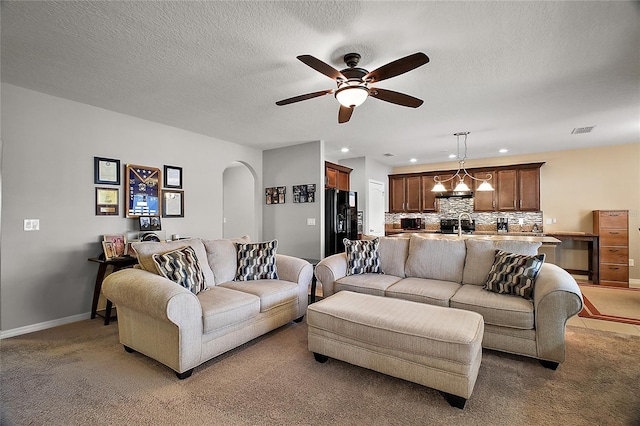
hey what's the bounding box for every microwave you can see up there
[400,218,422,230]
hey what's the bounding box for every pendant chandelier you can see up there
[432,132,494,193]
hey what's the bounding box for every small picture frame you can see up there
[95,187,119,216]
[139,215,162,231]
[164,165,183,189]
[103,235,126,257]
[163,190,184,217]
[102,241,117,260]
[94,157,120,185]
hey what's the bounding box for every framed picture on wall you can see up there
[125,164,161,218]
[139,215,162,231]
[95,187,119,216]
[163,190,184,217]
[94,157,120,185]
[164,165,183,189]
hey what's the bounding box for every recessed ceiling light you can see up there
[410,158,417,163]
[448,154,457,159]
[341,147,349,153]
[499,149,508,153]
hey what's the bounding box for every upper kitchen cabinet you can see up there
[325,161,352,191]
[474,164,542,212]
[421,174,439,212]
[517,167,541,211]
[472,170,497,211]
[389,174,422,212]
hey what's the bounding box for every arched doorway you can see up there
[222,161,257,239]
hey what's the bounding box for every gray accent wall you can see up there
[262,141,323,259]
[1,84,263,334]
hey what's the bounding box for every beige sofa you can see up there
[103,237,312,379]
[315,235,583,369]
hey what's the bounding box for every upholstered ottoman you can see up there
[307,291,484,409]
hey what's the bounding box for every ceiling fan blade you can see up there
[365,52,429,83]
[275,89,333,106]
[370,88,424,108]
[338,105,354,124]
[297,55,346,81]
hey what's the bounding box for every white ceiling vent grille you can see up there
[383,153,395,157]
[571,126,595,134]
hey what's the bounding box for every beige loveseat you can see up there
[315,235,583,369]
[103,237,312,378]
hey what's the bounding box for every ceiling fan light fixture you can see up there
[335,85,369,108]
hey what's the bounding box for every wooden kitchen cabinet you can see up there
[421,174,438,212]
[472,170,496,211]
[473,165,541,212]
[389,174,422,212]
[325,161,352,191]
[517,167,541,211]
[593,210,629,287]
[496,169,518,211]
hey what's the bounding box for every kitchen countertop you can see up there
[384,230,561,245]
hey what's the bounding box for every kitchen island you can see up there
[384,231,561,246]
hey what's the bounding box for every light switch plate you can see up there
[307,218,316,226]
[24,219,40,231]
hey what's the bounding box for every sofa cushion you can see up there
[334,273,403,297]
[235,240,279,281]
[197,286,260,333]
[462,239,542,285]
[405,236,466,283]
[450,285,534,330]
[220,280,298,312]
[152,246,207,294]
[484,250,546,299]
[344,238,382,275]
[132,238,215,287]
[378,237,409,277]
[202,235,251,284]
[385,277,461,307]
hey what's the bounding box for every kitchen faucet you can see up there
[458,212,472,238]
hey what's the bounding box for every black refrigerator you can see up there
[325,188,358,257]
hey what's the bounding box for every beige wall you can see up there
[394,143,640,280]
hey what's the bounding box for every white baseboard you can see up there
[0,312,91,339]
[630,278,640,289]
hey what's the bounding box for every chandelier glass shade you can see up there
[335,84,369,108]
[432,132,494,193]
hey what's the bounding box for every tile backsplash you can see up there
[386,197,544,232]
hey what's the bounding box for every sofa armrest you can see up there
[532,263,584,363]
[103,268,202,327]
[315,253,347,297]
[276,254,313,286]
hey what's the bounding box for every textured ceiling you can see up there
[2,1,639,166]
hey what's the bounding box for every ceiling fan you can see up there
[276,52,430,124]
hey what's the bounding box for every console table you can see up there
[88,256,138,324]
[546,233,599,284]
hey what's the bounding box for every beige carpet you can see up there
[579,284,640,325]
[2,318,640,426]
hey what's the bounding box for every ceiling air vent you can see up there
[383,153,395,157]
[571,126,595,134]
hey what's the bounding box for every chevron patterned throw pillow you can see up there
[235,240,279,281]
[484,250,545,299]
[343,237,383,276]
[152,246,207,294]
